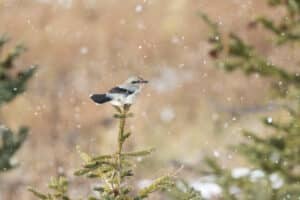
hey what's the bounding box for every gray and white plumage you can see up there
[90,76,148,106]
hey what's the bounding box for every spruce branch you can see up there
[0,35,35,173]
[72,104,173,199]
[0,44,26,69]
[166,180,203,200]
[249,0,300,45]
[122,148,155,158]
[198,2,300,199]
[136,175,175,199]
[199,12,224,58]
[0,126,28,172]
[28,176,71,200]
[31,102,173,199]
[202,14,300,99]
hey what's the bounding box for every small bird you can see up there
[90,76,148,106]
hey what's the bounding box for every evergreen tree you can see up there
[197,0,300,199]
[0,34,36,172]
[29,105,175,200]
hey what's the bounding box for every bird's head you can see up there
[125,76,148,85]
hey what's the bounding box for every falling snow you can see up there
[267,117,273,124]
[135,4,143,13]
[160,106,175,123]
[1,1,298,199]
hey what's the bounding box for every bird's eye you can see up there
[131,81,139,84]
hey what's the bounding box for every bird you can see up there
[90,76,148,106]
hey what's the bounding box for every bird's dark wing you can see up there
[90,94,112,104]
[109,87,134,95]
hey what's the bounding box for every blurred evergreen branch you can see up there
[199,12,224,58]
[30,104,175,199]
[193,1,300,199]
[166,180,203,200]
[0,34,36,172]
[252,0,300,45]
[28,176,70,200]
[0,126,28,172]
[201,158,274,200]
[201,11,300,98]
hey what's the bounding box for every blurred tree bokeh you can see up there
[0,35,36,172]
[189,0,300,199]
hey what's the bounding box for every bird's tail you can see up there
[90,94,112,104]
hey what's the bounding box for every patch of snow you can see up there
[250,169,265,181]
[229,186,240,194]
[270,173,284,189]
[137,179,152,189]
[231,168,250,178]
[190,180,222,199]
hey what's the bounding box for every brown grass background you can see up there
[0,0,295,199]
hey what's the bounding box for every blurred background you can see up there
[0,0,290,199]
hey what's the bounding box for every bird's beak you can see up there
[139,79,148,84]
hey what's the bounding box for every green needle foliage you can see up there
[0,34,36,172]
[195,1,300,199]
[28,177,70,200]
[199,158,274,200]
[29,104,175,200]
[166,180,203,200]
[255,0,300,45]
